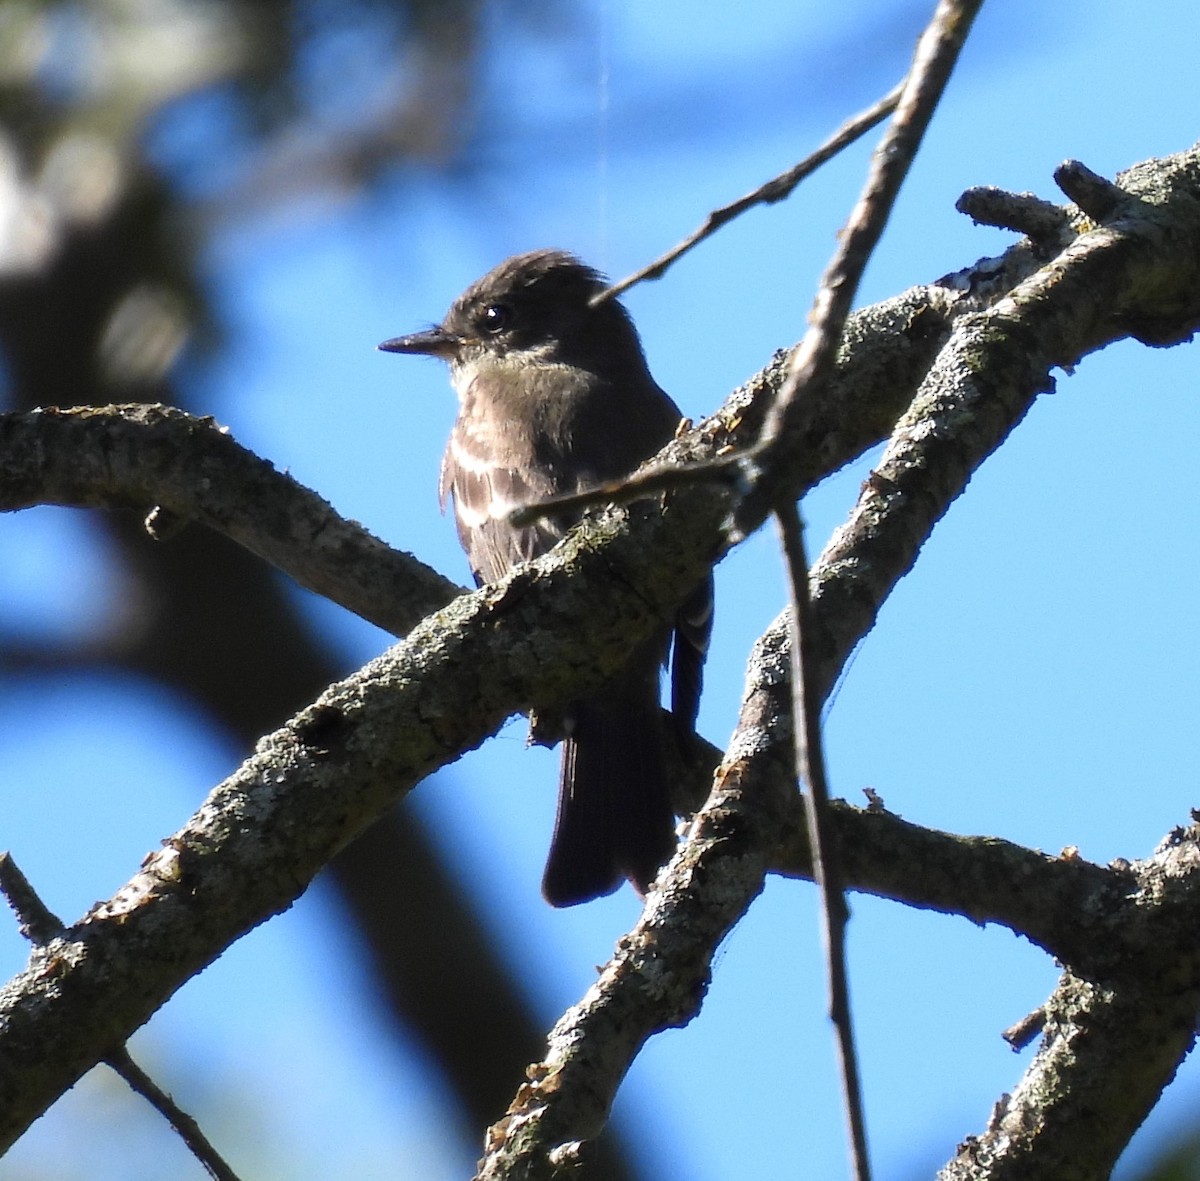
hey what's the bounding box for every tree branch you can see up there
[597,79,904,303]
[0,854,245,1181]
[777,497,871,1181]
[733,0,986,540]
[474,140,1200,1178]
[1,142,1197,1171]
[0,403,460,638]
[0,438,727,1149]
[939,824,1200,1181]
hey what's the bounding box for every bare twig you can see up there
[1002,1007,1048,1052]
[107,1047,244,1181]
[720,8,986,1178]
[775,503,870,1181]
[506,449,746,528]
[0,853,64,943]
[955,186,1073,244]
[513,1,986,547]
[742,7,983,1175]
[595,80,904,304]
[0,852,245,1181]
[1054,159,1125,222]
[735,0,986,538]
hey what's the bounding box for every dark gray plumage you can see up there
[380,249,712,906]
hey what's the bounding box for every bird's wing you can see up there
[440,428,564,585]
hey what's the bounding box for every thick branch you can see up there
[0,403,460,637]
[474,141,1200,1178]
[1,143,1198,1168]
[939,823,1200,1181]
[0,284,961,1155]
[0,469,726,1147]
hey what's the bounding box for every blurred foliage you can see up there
[0,0,567,401]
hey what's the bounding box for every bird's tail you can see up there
[541,701,677,908]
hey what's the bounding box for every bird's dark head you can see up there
[378,249,648,380]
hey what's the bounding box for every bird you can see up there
[379,248,711,906]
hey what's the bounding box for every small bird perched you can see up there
[379,249,711,906]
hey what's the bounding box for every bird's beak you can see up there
[378,325,462,357]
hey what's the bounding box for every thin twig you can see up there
[595,80,905,305]
[107,1046,245,1181]
[735,0,986,538]
[506,449,748,528]
[514,1,984,542]
[753,6,985,1179]
[0,851,246,1181]
[775,501,871,1181]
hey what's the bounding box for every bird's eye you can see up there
[480,303,511,334]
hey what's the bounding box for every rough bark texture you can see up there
[2,141,1200,1177]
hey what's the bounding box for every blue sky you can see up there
[3,2,1200,1178]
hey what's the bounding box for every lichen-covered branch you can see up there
[0,476,722,1149]
[939,823,1200,1181]
[0,403,460,637]
[474,141,1200,1179]
[1,142,1198,1173]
